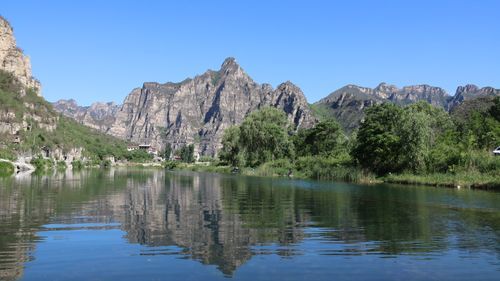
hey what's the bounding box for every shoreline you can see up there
[171,163,500,190]
[1,159,498,190]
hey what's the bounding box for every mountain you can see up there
[314,83,499,131]
[54,58,317,156]
[447,84,500,111]
[0,16,40,96]
[0,16,132,166]
[53,99,119,132]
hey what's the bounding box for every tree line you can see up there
[218,98,499,181]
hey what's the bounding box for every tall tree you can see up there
[239,107,294,166]
[352,103,403,175]
[293,119,348,157]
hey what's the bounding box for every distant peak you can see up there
[375,82,398,92]
[277,81,303,93]
[456,84,479,94]
[221,57,239,70]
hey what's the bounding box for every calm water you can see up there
[0,169,499,281]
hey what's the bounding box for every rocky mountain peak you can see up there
[220,57,241,73]
[447,84,500,111]
[374,82,398,93]
[221,57,237,67]
[54,58,316,156]
[0,16,41,96]
[456,84,479,94]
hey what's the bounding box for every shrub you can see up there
[0,161,15,177]
[71,160,84,170]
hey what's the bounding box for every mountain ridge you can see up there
[55,58,317,156]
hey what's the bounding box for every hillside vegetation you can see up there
[0,70,151,169]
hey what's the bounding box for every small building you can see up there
[127,146,137,152]
[138,144,151,150]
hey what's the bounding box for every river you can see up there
[0,169,499,280]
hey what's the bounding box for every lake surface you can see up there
[0,169,499,281]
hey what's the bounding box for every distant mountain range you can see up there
[313,83,500,131]
[54,57,500,155]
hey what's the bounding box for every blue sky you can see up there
[2,0,499,105]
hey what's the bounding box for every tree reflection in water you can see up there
[1,169,500,279]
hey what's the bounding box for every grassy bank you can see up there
[170,159,379,184]
[170,160,498,189]
[383,172,500,189]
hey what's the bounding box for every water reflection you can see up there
[0,169,500,280]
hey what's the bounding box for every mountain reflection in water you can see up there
[1,169,500,280]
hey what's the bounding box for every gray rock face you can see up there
[55,58,316,156]
[53,99,119,132]
[315,83,449,131]
[447,84,500,111]
[314,83,498,131]
[0,16,41,96]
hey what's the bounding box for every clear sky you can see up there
[2,0,499,105]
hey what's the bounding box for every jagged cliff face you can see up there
[314,83,498,131]
[53,99,119,132]
[447,84,500,111]
[0,16,40,96]
[55,58,316,156]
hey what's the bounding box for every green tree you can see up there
[239,107,294,166]
[293,119,348,157]
[163,143,172,160]
[219,126,242,166]
[352,103,403,175]
[398,102,454,173]
[180,144,195,163]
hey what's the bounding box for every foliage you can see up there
[352,103,404,175]
[237,107,294,167]
[179,144,195,163]
[71,160,84,170]
[0,161,15,177]
[383,172,500,188]
[0,148,16,161]
[163,160,178,170]
[163,143,173,160]
[199,155,216,162]
[56,161,67,170]
[101,159,112,168]
[293,119,348,157]
[124,149,153,162]
[219,126,242,166]
[451,97,500,150]
[30,157,54,171]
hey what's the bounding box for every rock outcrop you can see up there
[0,16,41,96]
[55,58,316,156]
[447,84,500,111]
[314,83,498,131]
[53,99,119,132]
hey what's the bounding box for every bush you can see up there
[294,155,372,182]
[0,148,16,161]
[30,157,54,171]
[71,160,84,170]
[101,159,112,168]
[0,161,15,177]
[253,159,294,177]
[56,161,67,171]
[163,160,178,170]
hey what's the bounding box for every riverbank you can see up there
[173,162,499,189]
[383,172,500,189]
